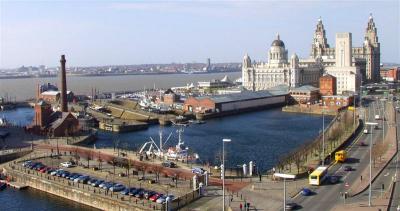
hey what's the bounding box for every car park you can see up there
[70,174,81,181]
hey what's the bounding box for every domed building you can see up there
[242,34,323,91]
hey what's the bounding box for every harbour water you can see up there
[0,72,241,101]
[0,188,98,211]
[0,107,332,210]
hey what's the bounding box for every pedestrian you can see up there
[360,175,363,182]
[239,203,243,211]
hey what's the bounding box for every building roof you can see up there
[41,90,59,96]
[271,33,285,47]
[196,89,288,104]
[290,85,319,93]
[321,73,336,79]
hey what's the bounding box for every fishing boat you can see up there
[139,127,199,162]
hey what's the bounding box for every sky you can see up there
[0,0,399,68]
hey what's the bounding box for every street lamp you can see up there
[322,104,325,166]
[380,98,387,143]
[366,121,378,207]
[222,138,231,211]
[274,173,296,211]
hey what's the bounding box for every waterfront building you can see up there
[242,34,323,91]
[325,33,362,94]
[27,55,79,137]
[183,89,287,114]
[288,85,320,105]
[380,67,400,82]
[310,15,380,82]
[319,74,337,96]
[198,75,234,90]
[322,95,354,108]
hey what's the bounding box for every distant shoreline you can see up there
[0,70,240,80]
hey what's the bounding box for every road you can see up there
[291,97,391,211]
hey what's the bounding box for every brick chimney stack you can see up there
[60,55,68,112]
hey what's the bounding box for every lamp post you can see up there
[366,121,378,206]
[322,105,325,166]
[274,173,296,211]
[380,98,387,142]
[222,138,231,211]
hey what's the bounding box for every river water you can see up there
[0,72,241,101]
[0,107,332,210]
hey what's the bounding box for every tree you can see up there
[153,165,164,182]
[85,150,93,168]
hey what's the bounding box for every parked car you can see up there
[102,182,115,190]
[51,169,63,176]
[165,194,175,202]
[144,191,157,199]
[98,181,109,188]
[120,187,136,195]
[22,161,32,167]
[88,178,97,185]
[300,188,312,196]
[130,188,143,197]
[69,174,81,181]
[92,180,104,187]
[75,175,90,183]
[344,166,353,171]
[61,171,71,178]
[134,189,145,198]
[60,162,73,168]
[156,195,167,204]
[110,184,125,192]
[150,193,163,202]
[66,173,79,180]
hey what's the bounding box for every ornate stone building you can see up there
[310,14,380,82]
[242,34,323,91]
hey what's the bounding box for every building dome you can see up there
[271,33,285,47]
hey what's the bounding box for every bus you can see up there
[309,166,328,185]
[335,150,347,163]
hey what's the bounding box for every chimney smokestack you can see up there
[60,55,68,112]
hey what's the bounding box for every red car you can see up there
[40,167,52,173]
[149,193,163,202]
[38,166,47,172]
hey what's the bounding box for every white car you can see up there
[60,162,73,168]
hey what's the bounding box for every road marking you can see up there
[384,172,390,177]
